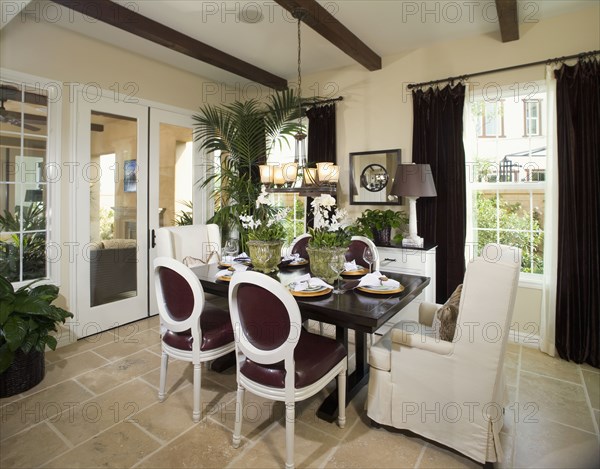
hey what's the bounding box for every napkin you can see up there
[356,271,400,289]
[343,260,362,271]
[233,252,250,262]
[281,253,305,265]
[288,274,333,292]
[215,264,248,278]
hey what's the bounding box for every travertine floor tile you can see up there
[519,371,595,432]
[497,431,515,469]
[0,379,93,441]
[324,420,424,468]
[419,442,480,468]
[582,369,600,409]
[136,419,239,468]
[140,357,193,394]
[514,418,600,468]
[76,350,161,394]
[51,378,157,446]
[44,421,160,468]
[135,379,234,441]
[231,419,338,468]
[580,363,600,375]
[521,347,581,383]
[22,351,109,396]
[93,329,160,361]
[45,331,116,363]
[0,422,69,468]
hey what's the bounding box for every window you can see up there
[474,101,505,137]
[0,79,58,284]
[466,83,547,276]
[524,100,541,136]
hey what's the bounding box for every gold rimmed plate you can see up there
[356,284,405,295]
[216,274,233,282]
[289,284,332,297]
[218,262,233,269]
[341,267,369,277]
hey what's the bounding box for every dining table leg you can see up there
[317,326,369,422]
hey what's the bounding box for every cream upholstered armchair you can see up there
[367,244,521,464]
[156,224,221,263]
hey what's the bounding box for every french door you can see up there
[74,96,204,337]
[74,96,149,337]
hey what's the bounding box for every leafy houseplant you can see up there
[0,276,73,396]
[351,209,408,246]
[239,189,289,273]
[193,90,301,251]
[306,195,352,283]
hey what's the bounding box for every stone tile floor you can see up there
[1,315,598,468]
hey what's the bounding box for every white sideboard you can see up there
[376,244,437,333]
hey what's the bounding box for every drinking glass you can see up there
[224,239,239,261]
[329,252,347,294]
[363,247,374,273]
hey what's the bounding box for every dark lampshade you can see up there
[390,164,437,198]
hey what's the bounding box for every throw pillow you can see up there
[433,284,463,342]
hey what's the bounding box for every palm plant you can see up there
[193,89,302,249]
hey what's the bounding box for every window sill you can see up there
[518,273,543,290]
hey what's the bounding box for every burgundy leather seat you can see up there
[162,305,234,351]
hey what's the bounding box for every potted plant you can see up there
[193,89,302,251]
[350,209,408,246]
[306,194,352,284]
[0,276,73,397]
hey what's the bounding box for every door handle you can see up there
[151,229,156,248]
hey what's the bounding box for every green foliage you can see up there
[99,207,114,240]
[0,276,73,373]
[193,89,302,250]
[475,193,544,273]
[173,201,193,226]
[308,226,352,248]
[0,203,47,282]
[350,209,408,237]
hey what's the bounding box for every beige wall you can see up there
[298,4,599,334]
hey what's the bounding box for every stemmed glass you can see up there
[329,252,347,295]
[224,239,239,262]
[363,247,374,273]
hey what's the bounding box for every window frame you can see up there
[476,100,506,138]
[523,99,542,137]
[0,69,61,288]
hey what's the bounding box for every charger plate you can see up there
[216,275,232,282]
[342,267,369,276]
[356,284,404,295]
[289,284,332,297]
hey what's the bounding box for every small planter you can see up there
[306,246,347,284]
[0,349,45,397]
[373,227,392,246]
[247,240,284,273]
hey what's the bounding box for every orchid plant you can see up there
[239,188,288,242]
[308,194,352,248]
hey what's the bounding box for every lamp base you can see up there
[402,236,424,248]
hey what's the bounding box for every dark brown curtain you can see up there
[555,58,600,368]
[306,104,337,227]
[412,84,466,302]
[307,104,337,164]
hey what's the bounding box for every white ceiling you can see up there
[25,0,597,86]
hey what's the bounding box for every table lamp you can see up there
[390,164,437,248]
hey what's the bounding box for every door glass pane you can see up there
[159,123,193,228]
[90,111,138,306]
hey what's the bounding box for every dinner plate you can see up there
[341,267,369,276]
[218,262,232,268]
[289,284,332,297]
[356,284,405,295]
[281,259,309,267]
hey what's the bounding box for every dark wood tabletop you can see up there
[192,262,430,334]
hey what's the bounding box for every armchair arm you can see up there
[391,321,454,355]
[419,301,441,326]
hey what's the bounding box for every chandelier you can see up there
[260,9,339,197]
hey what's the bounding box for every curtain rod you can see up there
[302,96,343,106]
[407,50,600,90]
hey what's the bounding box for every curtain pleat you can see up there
[554,59,600,367]
[412,85,467,302]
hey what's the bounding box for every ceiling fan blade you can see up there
[23,122,40,132]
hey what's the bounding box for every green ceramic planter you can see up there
[247,240,284,273]
[306,246,347,284]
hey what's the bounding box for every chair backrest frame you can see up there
[289,233,312,259]
[349,235,380,271]
[229,271,303,394]
[154,257,206,358]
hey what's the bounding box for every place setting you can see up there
[278,252,309,268]
[353,270,405,295]
[286,273,333,298]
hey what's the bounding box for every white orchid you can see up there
[256,187,272,208]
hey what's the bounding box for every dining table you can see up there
[191,262,430,422]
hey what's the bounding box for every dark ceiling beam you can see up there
[0,86,48,106]
[50,0,288,90]
[495,0,519,42]
[274,0,381,71]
